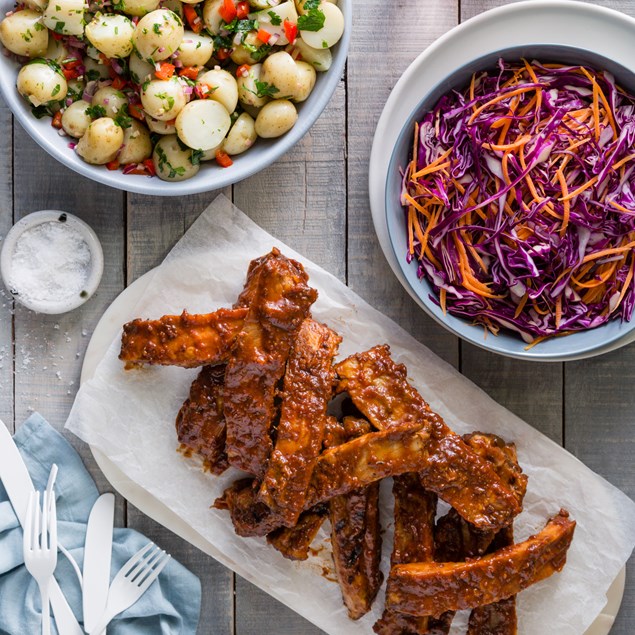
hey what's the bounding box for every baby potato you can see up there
[128,51,154,85]
[42,0,86,36]
[83,57,110,82]
[145,114,176,134]
[261,51,299,98]
[0,10,48,58]
[118,119,153,164]
[254,99,297,138]
[161,0,184,17]
[92,87,128,118]
[230,31,268,65]
[254,2,298,45]
[299,2,343,49]
[118,0,160,16]
[76,117,124,164]
[222,112,256,156]
[17,61,67,107]
[85,14,135,59]
[237,63,269,109]
[132,9,184,62]
[176,99,231,150]
[61,99,92,137]
[197,69,238,114]
[288,36,332,71]
[202,0,224,34]
[177,32,214,67]
[153,134,200,181]
[291,61,316,102]
[45,37,70,65]
[140,77,187,121]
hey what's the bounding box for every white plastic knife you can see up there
[0,419,84,635]
[83,493,115,634]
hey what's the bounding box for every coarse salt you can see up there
[6,221,92,306]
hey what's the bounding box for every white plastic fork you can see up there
[23,490,58,635]
[88,542,171,635]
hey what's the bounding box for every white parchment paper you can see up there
[66,195,635,635]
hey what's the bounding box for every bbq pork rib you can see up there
[258,319,341,526]
[266,504,328,561]
[119,308,248,369]
[326,417,383,621]
[335,346,525,530]
[386,510,575,617]
[224,249,318,476]
[175,364,229,474]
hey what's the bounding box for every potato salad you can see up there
[0,0,344,180]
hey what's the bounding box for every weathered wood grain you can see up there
[346,0,459,366]
[0,96,13,430]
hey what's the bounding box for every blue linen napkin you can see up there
[0,413,201,635]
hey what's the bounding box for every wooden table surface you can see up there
[1,0,634,632]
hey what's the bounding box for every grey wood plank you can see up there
[233,72,346,635]
[125,190,234,635]
[0,95,14,430]
[11,123,127,528]
[346,0,459,367]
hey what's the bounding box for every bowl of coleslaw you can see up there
[0,0,350,196]
[380,1,635,361]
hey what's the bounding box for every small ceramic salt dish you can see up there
[0,210,104,314]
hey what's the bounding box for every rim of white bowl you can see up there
[0,0,351,196]
[0,210,104,314]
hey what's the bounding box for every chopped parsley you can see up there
[86,104,107,119]
[30,104,53,119]
[243,41,271,62]
[254,79,279,98]
[34,22,45,31]
[223,18,258,42]
[191,148,204,165]
[155,91,175,110]
[86,68,101,81]
[153,23,161,34]
[297,7,324,32]
[303,0,320,9]
[114,106,132,128]
[267,11,281,26]
[51,83,61,97]
[156,145,186,178]
[53,20,65,33]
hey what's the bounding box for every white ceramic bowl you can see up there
[0,1,351,196]
[371,0,635,361]
[0,210,104,313]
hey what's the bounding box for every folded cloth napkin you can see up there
[0,413,201,635]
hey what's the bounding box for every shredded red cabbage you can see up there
[402,59,635,344]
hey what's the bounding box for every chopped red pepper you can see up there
[51,110,63,129]
[99,53,110,66]
[128,103,145,120]
[215,148,233,168]
[194,83,211,99]
[235,64,250,78]
[236,0,249,19]
[218,0,237,23]
[155,62,175,80]
[111,76,127,90]
[106,160,120,171]
[143,158,156,176]
[256,28,271,44]
[62,67,81,80]
[51,31,64,41]
[283,20,297,44]
[215,47,231,61]
[63,59,82,69]
[179,66,200,80]
[183,4,203,33]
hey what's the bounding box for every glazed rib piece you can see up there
[267,504,328,561]
[218,422,520,537]
[224,249,318,476]
[468,526,517,635]
[258,319,341,526]
[386,510,575,617]
[175,364,228,475]
[373,474,437,635]
[119,308,248,369]
[326,418,383,621]
[335,346,524,530]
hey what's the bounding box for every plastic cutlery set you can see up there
[0,420,170,634]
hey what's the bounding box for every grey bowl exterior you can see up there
[377,3,635,361]
[0,0,351,196]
